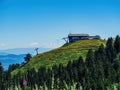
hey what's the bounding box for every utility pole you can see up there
[62,37,69,43]
[35,48,39,55]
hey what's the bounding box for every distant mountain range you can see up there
[0,47,52,70]
[0,54,25,70]
[0,47,52,55]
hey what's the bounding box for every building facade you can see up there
[68,34,100,43]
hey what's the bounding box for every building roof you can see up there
[68,34,89,37]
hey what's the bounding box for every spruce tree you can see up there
[0,62,5,90]
[114,35,120,53]
[24,53,32,62]
[86,49,94,68]
[106,37,115,63]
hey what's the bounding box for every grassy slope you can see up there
[12,39,106,75]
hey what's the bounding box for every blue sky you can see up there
[0,0,120,50]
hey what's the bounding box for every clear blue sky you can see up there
[0,0,120,50]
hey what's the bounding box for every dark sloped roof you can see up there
[68,34,89,37]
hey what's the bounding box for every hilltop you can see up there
[12,39,106,75]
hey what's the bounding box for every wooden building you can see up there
[68,34,100,43]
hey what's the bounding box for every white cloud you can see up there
[40,41,64,49]
[0,43,6,47]
[0,43,7,50]
[29,40,64,49]
[30,42,39,47]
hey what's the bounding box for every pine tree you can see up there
[67,61,73,83]
[77,56,84,84]
[97,44,106,62]
[114,35,120,53]
[86,49,94,68]
[0,62,5,90]
[24,53,32,62]
[106,37,115,63]
[113,53,120,82]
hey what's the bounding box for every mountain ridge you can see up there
[0,47,51,70]
[0,54,26,70]
[0,47,52,55]
[12,39,106,75]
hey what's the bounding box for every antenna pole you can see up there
[62,37,69,43]
[35,48,39,55]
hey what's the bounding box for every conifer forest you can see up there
[0,35,120,90]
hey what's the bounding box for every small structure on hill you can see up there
[68,34,89,42]
[63,34,101,43]
[35,48,39,55]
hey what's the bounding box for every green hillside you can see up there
[12,39,106,75]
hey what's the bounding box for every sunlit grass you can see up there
[12,39,106,75]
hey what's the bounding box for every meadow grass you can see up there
[12,39,106,75]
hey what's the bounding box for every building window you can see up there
[72,37,79,41]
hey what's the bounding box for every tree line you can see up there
[0,35,120,90]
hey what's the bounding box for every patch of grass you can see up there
[12,39,106,75]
